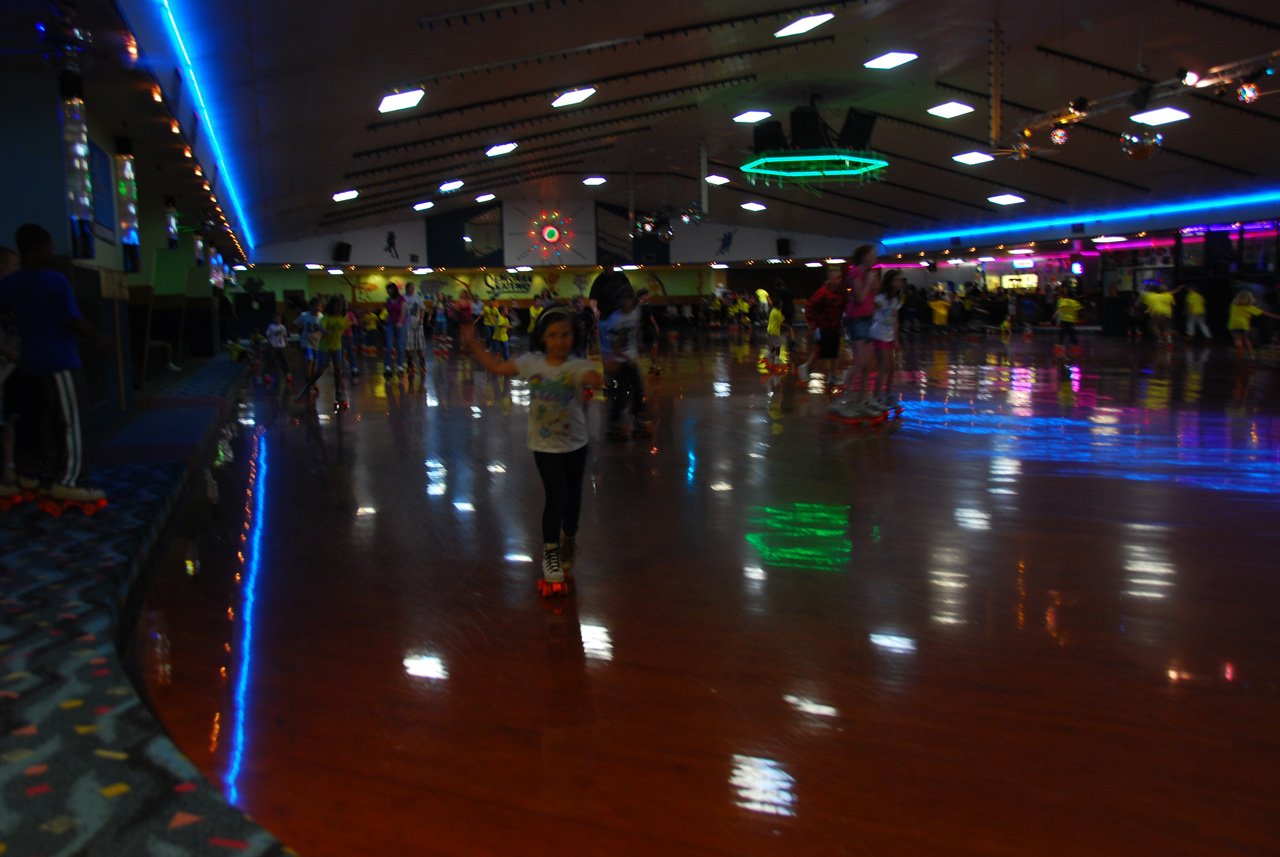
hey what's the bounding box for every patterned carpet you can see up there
[0,360,290,855]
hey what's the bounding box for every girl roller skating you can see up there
[461,306,603,595]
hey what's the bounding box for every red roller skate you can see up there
[334,399,349,413]
[537,546,573,598]
[36,483,108,517]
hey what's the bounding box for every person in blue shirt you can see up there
[0,224,108,504]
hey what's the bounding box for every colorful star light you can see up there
[529,210,574,260]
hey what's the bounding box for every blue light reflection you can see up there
[225,429,267,804]
[900,401,1280,498]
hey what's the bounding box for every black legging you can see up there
[533,445,589,545]
[606,362,646,426]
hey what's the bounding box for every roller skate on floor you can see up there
[0,482,26,511]
[334,399,350,413]
[537,544,572,597]
[36,482,108,516]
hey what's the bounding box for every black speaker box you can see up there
[331,241,352,262]
[776,238,792,257]
[753,120,789,153]
[790,106,828,149]
[836,109,877,150]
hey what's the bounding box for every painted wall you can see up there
[243,265,726,306]
[0,70,70,255]
[253,219,427,267]
[667,220,862,264]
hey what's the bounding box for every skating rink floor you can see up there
[131,331,1280,857]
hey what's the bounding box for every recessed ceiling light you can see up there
[413,201,434,211]
[582,176,607,186]
[485,142,518,157]
[231,264,247,271]
[1091,235,1128,243]
[326,268,343,275]
[1008,248,1035,254]
[805,261,822,267]
[927,101,974,119]
[774,12,834,37]
[825,258,846,264]
[952,151,995,165]
[412,267,434,274]
[378,89,425,113]
[551,87,596,107]
[476,193,496,202]
[1130,107,1190,126]
[332,189,359,202]
[977,256,996,262]
[864,51,917,70]
[705,174,731,185]
[305,263,324,270]
[515,266,532,272]
[988,193,1025,205]
[439,180,464,192]
[619,265,639,271]
[462,236,472,243]
[733,110,772,123]
[710,263,728,269]
[741,202,767,211]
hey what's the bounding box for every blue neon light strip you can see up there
[226,430,267,805]
[158,0,256,250]
[881,187,1280,247]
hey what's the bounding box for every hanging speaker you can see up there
[790,106,829,149]
[331,241,352,262]
[753,120,788,153]
[836,109,877,150]
[776,238,792,257]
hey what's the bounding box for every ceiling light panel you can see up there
[773,13,834,38]
[988,194,1025,205]
[927,101,974,119]
[741,202,767,211]
[733,110,772,123]
[486,142,518,157]
[1130,107,1190,126]
[378,89,425,113]
[952,151,994,165]
[864,52,917,69]
[552,87,596,107]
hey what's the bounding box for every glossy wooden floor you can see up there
[131,332,1280,857]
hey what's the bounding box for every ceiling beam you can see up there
[871,148,1067,204]
[865,110,1153,193]
[368,74,755,132]
[1035,46,1280,126]
[354,104,698,161]
[346,126,653,181]
[934,82,1256,176]
[1173,0,1280,31]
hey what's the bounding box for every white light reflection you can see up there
[454,501,475,512]
[731,755,796,817]
[403,655,448,680]
[355,507,377,516]
[505,553,534,563]
[869,633,916,653]
[744,566,767,581]
[488,462,507,474]
[426,459,447,496]
[713,381,731,398]
[783,694,838,717]
[954,508,991,530]
[1123,542,1175,600]
[710,482,733,492]
[471,405,482,420]
[581,623,613,661]
[511,379,531,407]
[929,548,969,625]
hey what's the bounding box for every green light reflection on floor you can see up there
[746,503,851,571]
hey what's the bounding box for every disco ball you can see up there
[1121,131,1163,161]
[1049,127,1068,146]
[1238,83,1259,103]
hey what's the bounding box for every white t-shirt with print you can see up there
[266,322,287,349]
[403,294,426,328]
[870,294,901,342]
[515,353,596,453]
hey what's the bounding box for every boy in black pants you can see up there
[0,224,107,504]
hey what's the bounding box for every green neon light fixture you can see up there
[741,150,888,186]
